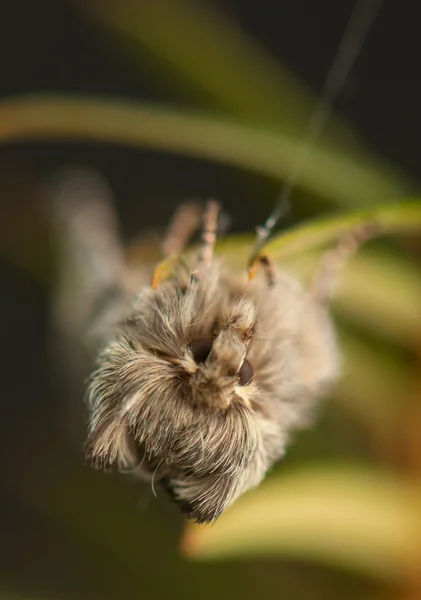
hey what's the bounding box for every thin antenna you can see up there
[250,0,383,263]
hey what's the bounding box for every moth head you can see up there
[186,335,254,405]
[84,265,272,521]
[181,296,257,412]
[84,257,340,522]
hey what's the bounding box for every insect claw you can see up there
[247,254,275,286]
[151,256,178,290]
[247,261,258,282]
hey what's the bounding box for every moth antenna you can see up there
[311,222,378,303]
[197,198,220,267]
[249,0,383,268]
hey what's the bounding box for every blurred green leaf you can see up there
[79,0,310,126]
[78,0,356,141]
[333,328,411,435]
[78,0,414,196]
[273,249,421,346]
[0,94,413,206]
[260,201,421,258]
[181,465,419,582]
[332,250,421,346]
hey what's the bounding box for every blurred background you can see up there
[1,1,421,599]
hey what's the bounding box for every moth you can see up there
[51,0,380,524]
[50,168,373,523]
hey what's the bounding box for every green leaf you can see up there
[79,0,309,126]
[260,201,421,259]
[332,250,421,345]
[333,327,411,429]
[0,94,412,206]
[78,0,413,200]
[181,465,419,582]
[272,249,421,346]
[78,0,355,142]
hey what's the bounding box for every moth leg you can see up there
[153,199,222,287]
[311,222,377,303]
[49,167,129,435]
[197,199,220,266]
[152,203,201,289]
[49,167,127,339]
[161,202,202,258]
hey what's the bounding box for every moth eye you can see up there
[188,338,213,364]
[238,359,253,386]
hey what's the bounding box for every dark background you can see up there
[0,1,419,599]
[1,0,420,223]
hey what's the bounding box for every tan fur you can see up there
[52,169,340,523]
[83,262,339,522]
